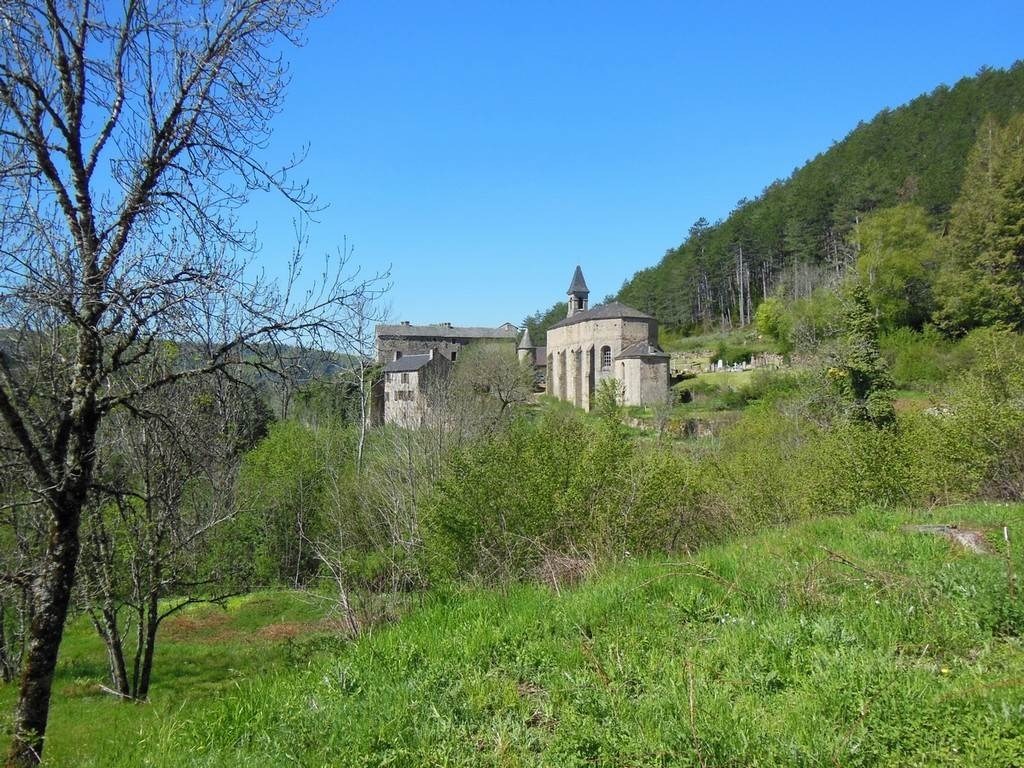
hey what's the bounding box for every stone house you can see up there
[375,321,518,364]
[374,320,519,426]
[544,266,669,410]
[380,348,452,427]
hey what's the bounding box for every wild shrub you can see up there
[705,328,1024,520]
[880,326,954,389]
[421,408,715,582]
[234,421,339,586]
[705,401,818,524]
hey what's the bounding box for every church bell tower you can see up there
[566,265,589,317]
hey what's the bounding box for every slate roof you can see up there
[383,353,433,373]
[548,302,655,330]
[617,340,670,360]
[567,265,589,295]
[518,328,535,349]
[376,323,518,340]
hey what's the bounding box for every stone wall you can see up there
[619,358,670,406]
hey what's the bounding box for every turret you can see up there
[517,327,536,365]
[566,265,589,317]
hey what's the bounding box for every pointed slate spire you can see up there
[566,265,590,317]
[518,327,535,349]
[567,265,589,295]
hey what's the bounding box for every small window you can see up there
[401,373,409,384]
[451,350,457,362]
[600,346,612,371]
[395,351,402,360]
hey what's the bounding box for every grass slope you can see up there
[0,592,335,765]
[6,504,1024,766]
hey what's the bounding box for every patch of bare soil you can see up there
[161,610,234,642]
[163,611,338,645]
[256,621,317,641]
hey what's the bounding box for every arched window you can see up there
[600,346,612,371]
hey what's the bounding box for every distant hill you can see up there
[530,62,1024,334]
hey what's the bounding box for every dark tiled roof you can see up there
[548,302,655,330]
[567,265,589,294]
[383,353,433,372]
[535,345,547,361]
[617,341,670,360]
[376,323,518,340]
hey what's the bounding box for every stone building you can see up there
[375,321,518,364]
[380,348,451,427]
[375,321,519,426]
[545,266,669,410]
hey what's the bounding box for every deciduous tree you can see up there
[0,1,388,763]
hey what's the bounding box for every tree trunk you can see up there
[91,606,130,697]
[5,508,82,768]
[83,511,131,697]
[131,601,145,698]
[135,579,160,700]
[0,596,11,683]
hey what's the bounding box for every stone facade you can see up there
[375,321,518,426]
[516,327,547,389]
[381,349,452,427]
[545,267,669,410]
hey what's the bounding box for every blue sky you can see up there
[243,0,1024,327]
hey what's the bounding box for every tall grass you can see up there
[64,505,1024,767]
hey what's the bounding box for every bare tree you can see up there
[78,372,265,701]
[339,290,385,473]
[0,488,41,684]
[0,1,390,763]
[452,343,533,415]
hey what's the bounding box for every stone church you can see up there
[523,266,669,410]
[374,265,669,424]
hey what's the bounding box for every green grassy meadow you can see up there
[4,503,1024,766]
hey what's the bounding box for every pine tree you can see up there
[935,113,1024,333]
[827,285,895,426]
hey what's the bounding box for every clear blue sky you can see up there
[244,0,1024,327]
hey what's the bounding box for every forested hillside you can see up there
[526,63,1024,335]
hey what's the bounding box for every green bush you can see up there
[880,326,954,389]
[421,408,713,582]
[234,421,356,586]
[706,329,1024,521]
